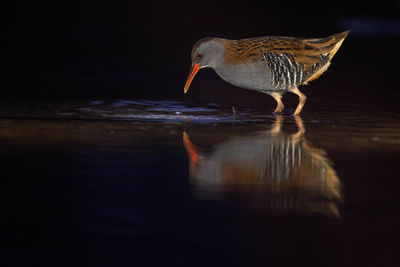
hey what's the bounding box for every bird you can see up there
[184,31,349,115]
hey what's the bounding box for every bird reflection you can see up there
[183,116,342,217]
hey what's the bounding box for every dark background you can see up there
[3,0,400,104]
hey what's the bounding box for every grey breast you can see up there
[214,61,273,91]
[214,52,304,92]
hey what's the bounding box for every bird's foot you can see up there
[273,103,284,114]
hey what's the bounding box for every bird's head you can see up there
[184,38,224,93]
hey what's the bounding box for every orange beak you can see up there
[184,63,200,94]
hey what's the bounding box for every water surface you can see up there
[2,98,399,266]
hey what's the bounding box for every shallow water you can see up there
[2,98,400,266]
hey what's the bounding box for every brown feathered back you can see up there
[220,31,349,84]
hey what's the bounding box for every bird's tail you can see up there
[300,31,349,84]
[304,31,350,60]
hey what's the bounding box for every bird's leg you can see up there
[294,115,305,134]
[290,87,307,116]
[269,92,284,114]
[292,115,305,140]
[270,114,283,135]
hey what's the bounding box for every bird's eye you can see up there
[197,53,203,58]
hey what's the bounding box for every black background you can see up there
[3,0,400,103]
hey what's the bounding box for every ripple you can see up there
[75,99,250,123]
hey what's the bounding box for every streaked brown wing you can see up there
[225,31,348,76]
[222,32,348,85]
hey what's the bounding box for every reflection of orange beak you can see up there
[184,63,200,94]
[183,132,198,163]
